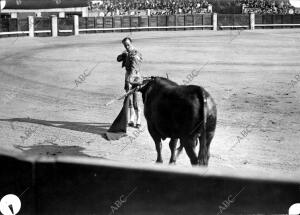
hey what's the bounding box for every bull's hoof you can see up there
[190,159,199,166]
[198,158,208,166]
[169,159,176,165]
[156,159,163,163]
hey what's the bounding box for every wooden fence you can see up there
[255,14,300,29]
[1,13,300,38]
[0,14,214,37]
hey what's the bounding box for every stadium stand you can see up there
[239,0,297,14]
[88,0,213,16]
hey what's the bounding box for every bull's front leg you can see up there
[147,124,163,163]
[155,141,163,163]
[169,138,178,164]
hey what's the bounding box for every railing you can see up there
[255,14,300,29]
[0,14,216,37]
[1,13,300,38]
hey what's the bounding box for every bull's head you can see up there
[128,76,155,89]
[105,76,156,107]
[135,76,156,103]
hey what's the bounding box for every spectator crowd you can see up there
[88,0,212,16]
[238,0,296,14]
[88,0,298,16]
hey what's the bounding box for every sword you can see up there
[104,87,138,106]
[104,76,152,106]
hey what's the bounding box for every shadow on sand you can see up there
[14,144,99,158]
[0,117,112,158]
[0,117,111,138]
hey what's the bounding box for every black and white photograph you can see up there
[0,0,299,214]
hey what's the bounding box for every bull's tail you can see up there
[176,138,199,159]
[198,88,207,163]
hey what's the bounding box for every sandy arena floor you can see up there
[0,29,299,176]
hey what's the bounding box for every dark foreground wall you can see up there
[0,153,299,215]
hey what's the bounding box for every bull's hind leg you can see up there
[147,124,163,163]
[198,131,215,166]
[169,138,178,164]
[155,141,163,163]
[181,137,198,166]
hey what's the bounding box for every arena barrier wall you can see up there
[1,13,300,38]
[34,17,51,36]
[95,17,104,32]
[0,152,299,215]
[139,15,149,32]
[255,14,300,29]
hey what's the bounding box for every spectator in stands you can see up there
[88,0,212,16]
[240,0,295,14]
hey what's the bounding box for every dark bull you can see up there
[137,77,217,166]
